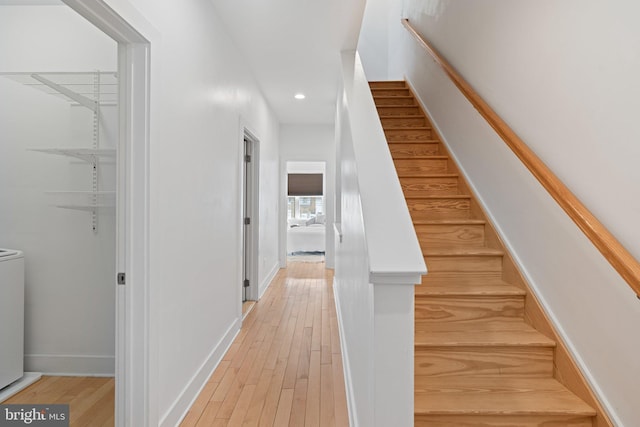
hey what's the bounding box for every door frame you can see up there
[62,1,152,425]
[241,128,260,303]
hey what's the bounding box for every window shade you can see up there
[287,173,323,196]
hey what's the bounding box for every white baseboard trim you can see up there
[258,261,280,299]
[24,354,114,376]
[0,373,42,403]
[160,317,241,427]
[333,278,358,427]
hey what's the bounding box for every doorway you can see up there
[0,1,151,425]
[0,0,119,413]
[242,131,260,303]
[49,1,150,425]
[285,162,327,263]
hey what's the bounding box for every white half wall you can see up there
[0,5,117,375]
[400,1,640,425]
[97,0,281,424]
[334,51,424,427]
[280,124,336,268]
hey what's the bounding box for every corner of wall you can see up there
[159,317,241,427]
[258,261,280,300]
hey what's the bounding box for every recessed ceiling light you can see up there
[294,93,306,100]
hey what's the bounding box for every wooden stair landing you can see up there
[370,80,597,427]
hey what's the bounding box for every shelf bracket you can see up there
[31,73,98,112]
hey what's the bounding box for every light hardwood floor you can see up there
[180,261,349,427]
[3,375,114,426]
[242,300,256,318]
[3,262,346,427]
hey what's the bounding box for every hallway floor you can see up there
[2,376,114,426]
[180,261,349,427]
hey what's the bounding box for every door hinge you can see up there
[117,272,126,285]
[244,217,251,225]
[243,279,250,288]
[244,154,251,163]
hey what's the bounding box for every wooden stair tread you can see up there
[415,322,555,347]
[381,114,426,119]
[380,113,422,118]
[378,108,422,116]
[414,318,529,332]
[374,98,415,104]
[424,247,504,257]
[407,195,471,200]
[417,282,526,296]
[395,156,448,160]
[384,126,432,130]
[400,173,458,178]
[421,274,511,286]
[414,377,596,416]
[369,80,405,85]
[387,139,440,145]
[396,174,456,179]
[371,89,411,95]
[377,104,417,107]
[413,219,486,225]
[395,155,449,160]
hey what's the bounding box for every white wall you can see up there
[0,5,117,375]
[334,80,374,427]
[400,1,640,425]
[95,0,281,425]
[279,124,335,268]
[357,0,404,80]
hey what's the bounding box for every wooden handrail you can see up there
[402,18,640,298]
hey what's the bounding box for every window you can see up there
[287,172,324,221]
[287,196,324,220]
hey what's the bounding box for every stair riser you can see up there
[420,272,504,286]
[389,143,440,157]
[395,159,449,175]
[415,223,485,248]
[385,128,434,141]
[407,199,471,220]
[426,255,503,272]
[381,117,428,127]
[415,415,593,427]
[415,347,554,378]
[369,81,406,89]
[401,177,459,197]
[371,88,410,97]
[374,97,416,106]
[415,297,525,322]
[377,106,422,116]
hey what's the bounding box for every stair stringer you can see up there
[406,80,615,427]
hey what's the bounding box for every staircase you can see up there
[370,81,597,427]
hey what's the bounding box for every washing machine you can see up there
[0,249,24,390]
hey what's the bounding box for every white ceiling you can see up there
[2,0,366,124]
[211,0,366,124]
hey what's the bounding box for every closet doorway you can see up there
[242,131,260,303]
[0,1,151,425]
[0,0,119,410]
